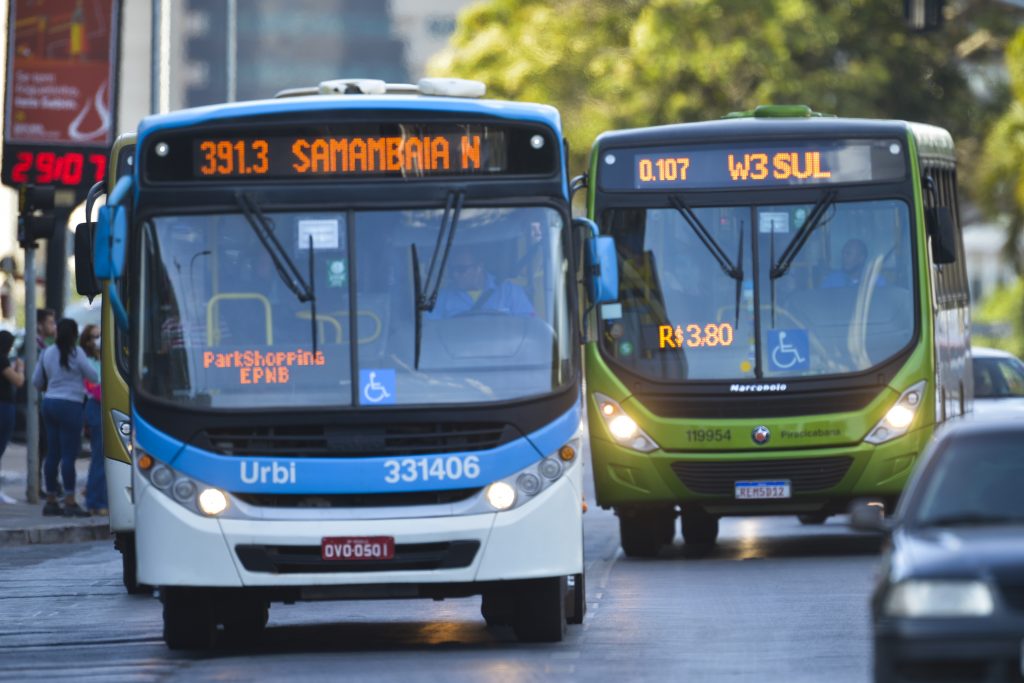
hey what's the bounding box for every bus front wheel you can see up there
[115,533,152,595]
[162,588,217,650]
[617,506,675,558]
[681,508,719,551]
[511,576,567,643]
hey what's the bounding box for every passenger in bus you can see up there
[428,247,533,318]
[820,238,886,288]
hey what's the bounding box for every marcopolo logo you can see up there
[240,460,297,485]
[730,383,788,393]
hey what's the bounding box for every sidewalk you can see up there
[0,441,111,546]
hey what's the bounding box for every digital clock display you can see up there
[599,139,906,191]
[7,150,107,187]
[145,121,557,183]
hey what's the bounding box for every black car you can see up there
[853,413,1024,683]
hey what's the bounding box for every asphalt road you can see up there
[0,501,882,683]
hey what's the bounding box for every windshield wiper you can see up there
[668,195,744,328]
[668,194,742,281]
[418,190,465,312]
[769,190,837,280]
[924,513,1021,528]
[411,191,465,369]
[236,192,314,303]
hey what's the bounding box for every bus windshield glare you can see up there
[600,198,914,380]
[139,206,572,408]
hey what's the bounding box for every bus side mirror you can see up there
[94,176,132,280]
[927,207,956,265]
[574,218,618,305]
[74,222,101,301]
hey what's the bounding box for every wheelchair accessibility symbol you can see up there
[360,369,396,405]
[768,329,809,372]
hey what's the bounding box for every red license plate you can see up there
[321,536,395,561]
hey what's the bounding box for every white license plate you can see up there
[321,536,395,561]
[735,481,791,499]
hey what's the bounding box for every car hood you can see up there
[974,397,1024,414]
[891,525,1024,581]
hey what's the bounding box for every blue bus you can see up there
[91,78,617,647]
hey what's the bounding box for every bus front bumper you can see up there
[135,468,583,590]
[590,427,930,515]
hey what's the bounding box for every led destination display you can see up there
[599,139,907,191]
[145,122,557,182]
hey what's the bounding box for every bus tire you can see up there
[116,533,152,595]
[511,577,566,643]
[565,572,586,625]
[681,508,719,550]
[617,506,673,558]
[480,587,515,627]
[220,596,269,643]
[162,588,217,650]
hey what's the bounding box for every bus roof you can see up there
[593,116,954,161]
[137,95,563,144]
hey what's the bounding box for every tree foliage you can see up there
[975,27,1024,274]
[429,0,1012,177]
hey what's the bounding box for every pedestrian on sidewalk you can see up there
[79,324,106,515]
[0,330,24,504]
[33,318,99,517]
[19,308,56,496]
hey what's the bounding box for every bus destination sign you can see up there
[599,140,906,191]
[145,122,557,183]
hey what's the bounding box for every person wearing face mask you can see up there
[79,324,107,515]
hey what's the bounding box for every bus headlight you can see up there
[197,488,230,516]
[486,482,517,510]
[136,451,229,516]
[150,464,174,489]
[593,392,659,452]
[111,409,132,455]
[474,431,583,512]
[865,381,927,445]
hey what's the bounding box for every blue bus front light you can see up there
[197,488,229,516]
[150,465,174,489]
[486,482,517,510]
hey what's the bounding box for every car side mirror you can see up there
[849,499,891,534]
[574,217,619,305]
[926,207,956,265]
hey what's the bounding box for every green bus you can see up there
[582,105,971,556]
[76,133,142,591]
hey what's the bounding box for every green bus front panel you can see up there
[584,342,935,515]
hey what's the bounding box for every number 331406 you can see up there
[383,456,481,484]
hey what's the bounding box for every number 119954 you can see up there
[383,456,481,484]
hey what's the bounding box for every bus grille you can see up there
[636,388,881,419]
[671,456,854,495]
[235,541,480,574]
[233,488,481,508]
[199,423,515,457]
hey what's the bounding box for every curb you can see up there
[0,521,110,546]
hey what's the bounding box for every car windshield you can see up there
[973,356,1024,398]
[913,434,1024,526]
[138,206,572,409]
[600,198,914,380]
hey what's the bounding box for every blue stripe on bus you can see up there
[133,402,581,494]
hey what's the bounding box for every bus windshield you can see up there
[138,206,572,409]
[600,198,914,381]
